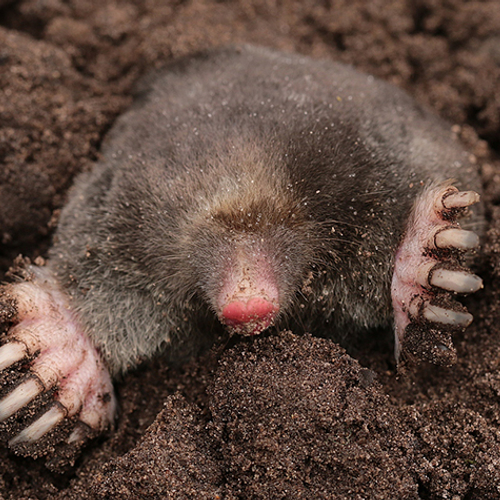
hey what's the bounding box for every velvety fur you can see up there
[49,45,482,374]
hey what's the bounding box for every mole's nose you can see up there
[220,297,279,335]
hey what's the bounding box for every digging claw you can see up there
[67,422,90,444]
[417,263,483,294]
[429,268,482,293]
[9,405,66,445]
[434,228,480,250]
[0,342,26,370]
[0,377,43,422]
[422,304,473,327]
[441,189,480,210]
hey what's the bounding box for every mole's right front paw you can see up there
[391,185,482,366]
[0,266,116,459]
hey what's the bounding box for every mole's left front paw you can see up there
[391,185,482,365]
[0,265,116,462]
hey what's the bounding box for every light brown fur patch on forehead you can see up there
[186,138,309,233]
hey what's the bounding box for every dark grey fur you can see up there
[49,45,481,374]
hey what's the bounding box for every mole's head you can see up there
[180,161,317,336]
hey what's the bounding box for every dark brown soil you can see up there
[1,0,500,498]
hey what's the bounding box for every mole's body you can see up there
[0,46,483,456]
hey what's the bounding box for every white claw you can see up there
[67,423,87,444]
[430,268,483,294]
[435,228,480,250]
[9,405,65,445]
[423,304,473,327]
[0,342,26,371]
[0,378,43,422]
[442,190,480,209]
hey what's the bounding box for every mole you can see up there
[0,45,483,457]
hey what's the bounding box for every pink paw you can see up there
[392,185,482,366]
[0,265,115,461]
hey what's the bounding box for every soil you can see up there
[0,0,500,498]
